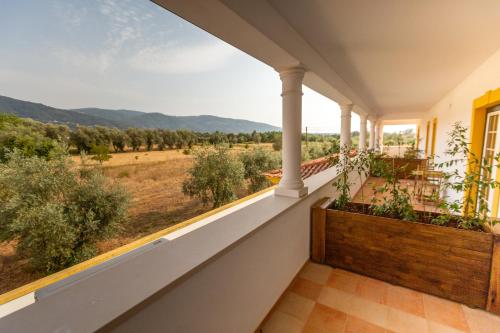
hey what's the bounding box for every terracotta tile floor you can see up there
[259,262,500,333]
[352,177,441,213]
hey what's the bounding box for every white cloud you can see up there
[52,47,115,72]
[128,40,237,74]
[52,1,87,27]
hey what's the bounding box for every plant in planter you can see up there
[403,143,422,159]
[330,144,354,210]
[370,164,417,221]
[351,149,371,213]
[368,155,417,221]
[435,122,500,230]
[314,126,500,312]
[368,152,389,177]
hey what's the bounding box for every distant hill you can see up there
[0,95,280,133]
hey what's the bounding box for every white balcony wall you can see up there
[423,47,500,202]
[105,168,362,333]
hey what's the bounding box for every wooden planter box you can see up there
[311,198,500,314]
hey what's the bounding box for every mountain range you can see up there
[0,95,280,133]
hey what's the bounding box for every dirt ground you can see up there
[0,150,202,293]
[0,145,276,294]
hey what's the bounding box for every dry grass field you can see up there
[0,145,273,294]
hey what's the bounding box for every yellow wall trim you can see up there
[425,121,430,157]
[0,185,277,306]
[416,125,421,150]
[466,88,500,215]
[431,118,438,156]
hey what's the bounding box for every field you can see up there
[0,145,273,294]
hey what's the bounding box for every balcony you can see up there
[2,1,500,332]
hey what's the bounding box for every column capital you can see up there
[359,114,368,123]
[279,66,305,97]
[339,103,354,115]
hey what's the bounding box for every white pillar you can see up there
[359,114,367,151]
[339,104,353,149]
[376,122,383,149]
[369,119,376,149]
[275,67,308,198]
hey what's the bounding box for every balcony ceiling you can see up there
[156,0,500,117]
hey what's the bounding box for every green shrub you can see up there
[0,114,59,162]
[240,147,281,192]
[0,150,129,273]
[272,135,282,151]
[182,147,244,208]
[91,144,112,164]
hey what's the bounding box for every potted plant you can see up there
[312,122,500,313]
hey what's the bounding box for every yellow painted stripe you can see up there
[416,125,420,150]
[0,185,277,305]
[425,121,430,157]
[431,117,438,156]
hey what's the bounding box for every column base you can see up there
[275,186,308,198]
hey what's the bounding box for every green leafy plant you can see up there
[182,147,245,208]
[351,149,372,212]
[403,143,422,159]
[91,144,112,164]
[436,122,500,230]
[331,145,355,210]
[0,149,129,273]
[240,147,280,192]
[369,153,390,177]
[370,158,416,221]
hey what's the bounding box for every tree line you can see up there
[68,126,283,153]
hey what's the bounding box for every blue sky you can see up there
[0,0,385,133]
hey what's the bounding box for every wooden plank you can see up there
[310,198,329,263]
[325,209,494,309]
[326,210,493,251]
[327,218,493,264]
[487,235,500,315]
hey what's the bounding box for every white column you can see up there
[275,67,308,198]
[339,104,353,149]
[376,122,383,149]
[359,114,367,151]
[369,119,376,149]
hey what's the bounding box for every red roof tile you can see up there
[264,156,335,182]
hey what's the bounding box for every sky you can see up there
[0,0,410,133]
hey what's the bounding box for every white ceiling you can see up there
[156,0,500,117]
[267,0,500,115]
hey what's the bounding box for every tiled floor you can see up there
[259,262,500,333]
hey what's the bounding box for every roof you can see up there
[264,156,335,184]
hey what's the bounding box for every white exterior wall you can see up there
[107,168,362,333]
[423,48,500,202]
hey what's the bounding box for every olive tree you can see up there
[0,149,129,273]
[182,147,244,208]
[240,147,281,192]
